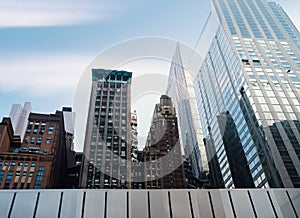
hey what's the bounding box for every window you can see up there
[43,150,49,155]
[24,136,30,143]
[29,147,40,153]
[46,138,52,144]
[253,60,261,66]
[40,123,46,134]
[27,122,33,133]
[4,171,13,189]
[48,126,54,134]
[0,132,2,138]
[33,124,39,134]
[30,136,36,144]
[0,171,5,184]
[37,137,42,145]
[21,147,28,152]
[34,166,45,189]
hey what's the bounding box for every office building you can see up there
[194,0,300,188]
[81,69,132,189]
[0,109,71,189]
[167,44,208,179]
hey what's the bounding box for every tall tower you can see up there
[194,0,300,188]
[167,44,208,179]
[81,69,132,189]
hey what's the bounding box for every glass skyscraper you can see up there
[194,0,300,188]
[167,44,208,179]
[81,69,132,189]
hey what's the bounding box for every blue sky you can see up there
[0,0,210,118]
[0,0,299,149]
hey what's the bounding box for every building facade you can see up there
[81,69,132,189]
[194,0,300,188]
[167,44,208,179]
[0,110,70,189]
[131,111,138,162]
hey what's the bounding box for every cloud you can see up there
[0,0,119,27]
[0,53,92,96]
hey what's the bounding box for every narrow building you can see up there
[81,69,132,189]
[143,95,186,189]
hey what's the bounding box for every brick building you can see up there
[0,110,71,189]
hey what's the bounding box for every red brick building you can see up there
[0,110,70,189]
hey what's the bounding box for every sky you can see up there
[0,0,300,150]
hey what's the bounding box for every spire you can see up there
[172,42,184,68]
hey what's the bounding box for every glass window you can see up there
[37,137,42,145]
[22,147,28,152]
[282,98,289,105]
[34,166,45,189]
[30,137,36,144]
[40,123,46,134]
[265,113,273,119]
[260,104,269,111]
[266,91,275,97]
[33,124,39,134]
[48,126,54,134]
[23,136,29,144]
[29,147,40,153]
[27,122,33,133]
[0,171,5,184]
[291,77,300,83]
[46,138,52,144]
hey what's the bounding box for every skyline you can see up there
[0,0,300,149]
[0,0,300,204]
